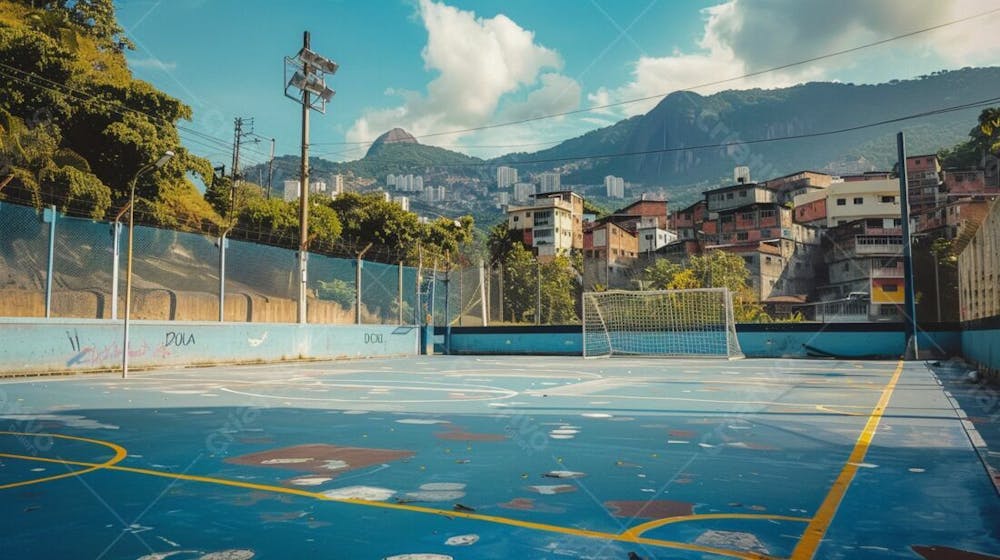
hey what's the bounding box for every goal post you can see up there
[582,288,743,359]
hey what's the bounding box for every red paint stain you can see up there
[605,500,694,519]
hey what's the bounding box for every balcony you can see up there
[871,264,905,278]
[854,235,903,255]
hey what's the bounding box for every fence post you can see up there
[479,260,488,327]
[43,205,56,318]
[536,260,541,326]
[398,261,404,325]
[355,243,372,325]
[355,258,363,325]
[111,221,121,320]
[444,263,451,355]
[415,246,423,325]
[498,262,504,323]
[218,233,228,322]
[429,257,437,327]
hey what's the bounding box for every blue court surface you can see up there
[1,356,998,560]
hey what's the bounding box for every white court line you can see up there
[525,392,873,409]
[218,381,518,404]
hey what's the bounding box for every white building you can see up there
[637,225,676,254]
[392,196,410,211]
[604,175,625,198]
[423,186,447,202]
[497,191,510,206]
[513,182,536,203]
[330,174,344,197]
[794,179,901,228]
[392,174,424,192]
[539,172,561,192]
[507,196,575,259]
[282,180,331,202]
[386,174,397,188]
[497,166,518,189]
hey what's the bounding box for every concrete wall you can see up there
[0,319,418,375]
[437,323,962,359]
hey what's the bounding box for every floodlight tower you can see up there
[285,31,338,323]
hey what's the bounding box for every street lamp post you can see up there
[122,151,174,378]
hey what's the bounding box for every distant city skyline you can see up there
[117,0,1000,170]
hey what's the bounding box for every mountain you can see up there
[250,67,1000,198]
[530,67,1000,186]
[366,127,418,157]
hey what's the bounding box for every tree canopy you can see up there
[0,0,216,228]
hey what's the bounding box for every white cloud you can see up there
[346,0,581,153]
[591,0,1000,118]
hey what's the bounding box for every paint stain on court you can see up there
[912,545,1000,560]
[605,500,694,519]
[227,444,413,477]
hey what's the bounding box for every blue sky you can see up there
[116,0,1000,169]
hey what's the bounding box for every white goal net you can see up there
[582,288,743,358]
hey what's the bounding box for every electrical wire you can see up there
[322,5,1000,145]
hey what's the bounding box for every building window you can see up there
[842,262,849,272]
[740,190,747,197]
[880,195,895,203]
[761,229,771,237]
[883,284,899,292]
[726,192,734,199]
[765,256,772,263]
[645,234,653,240]
[760,209,775,218]
[836,198,846,206]
[513,216,519,222]
[737,232,749,241]
[853,197,864,205]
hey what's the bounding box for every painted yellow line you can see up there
[0,431,127,490]
[0,450,767,559]
[622,513,810,539]
[790,360,905,560]
[815,405,865,417]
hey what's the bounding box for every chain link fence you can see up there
[0,202,448,326]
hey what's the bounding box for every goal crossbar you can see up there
[582,288,743,359]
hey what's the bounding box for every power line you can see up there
[0,62,272,161]
[333,5,1000,145]
[311,96,1000,169]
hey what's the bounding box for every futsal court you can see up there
[1,356,998,559]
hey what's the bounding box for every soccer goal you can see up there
[582,288,743,358]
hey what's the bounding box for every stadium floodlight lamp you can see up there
[297,48,339,75]
[288,72,336,102]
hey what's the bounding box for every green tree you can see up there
[498,242,537,323]
[539,254,579,324]
[0,3,216,225]
[639,258,683,289]
[973,107,1000,157]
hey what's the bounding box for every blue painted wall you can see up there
[961,316,1000,374]
[0,319,418,375]
[437,323,963,359]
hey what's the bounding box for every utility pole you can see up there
[284,30,337,325]
[298,31,312,324]
[230,117,257,218]
[266,137,276,199]
[897,132,919,359]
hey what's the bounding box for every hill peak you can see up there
[367,128,419,155]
